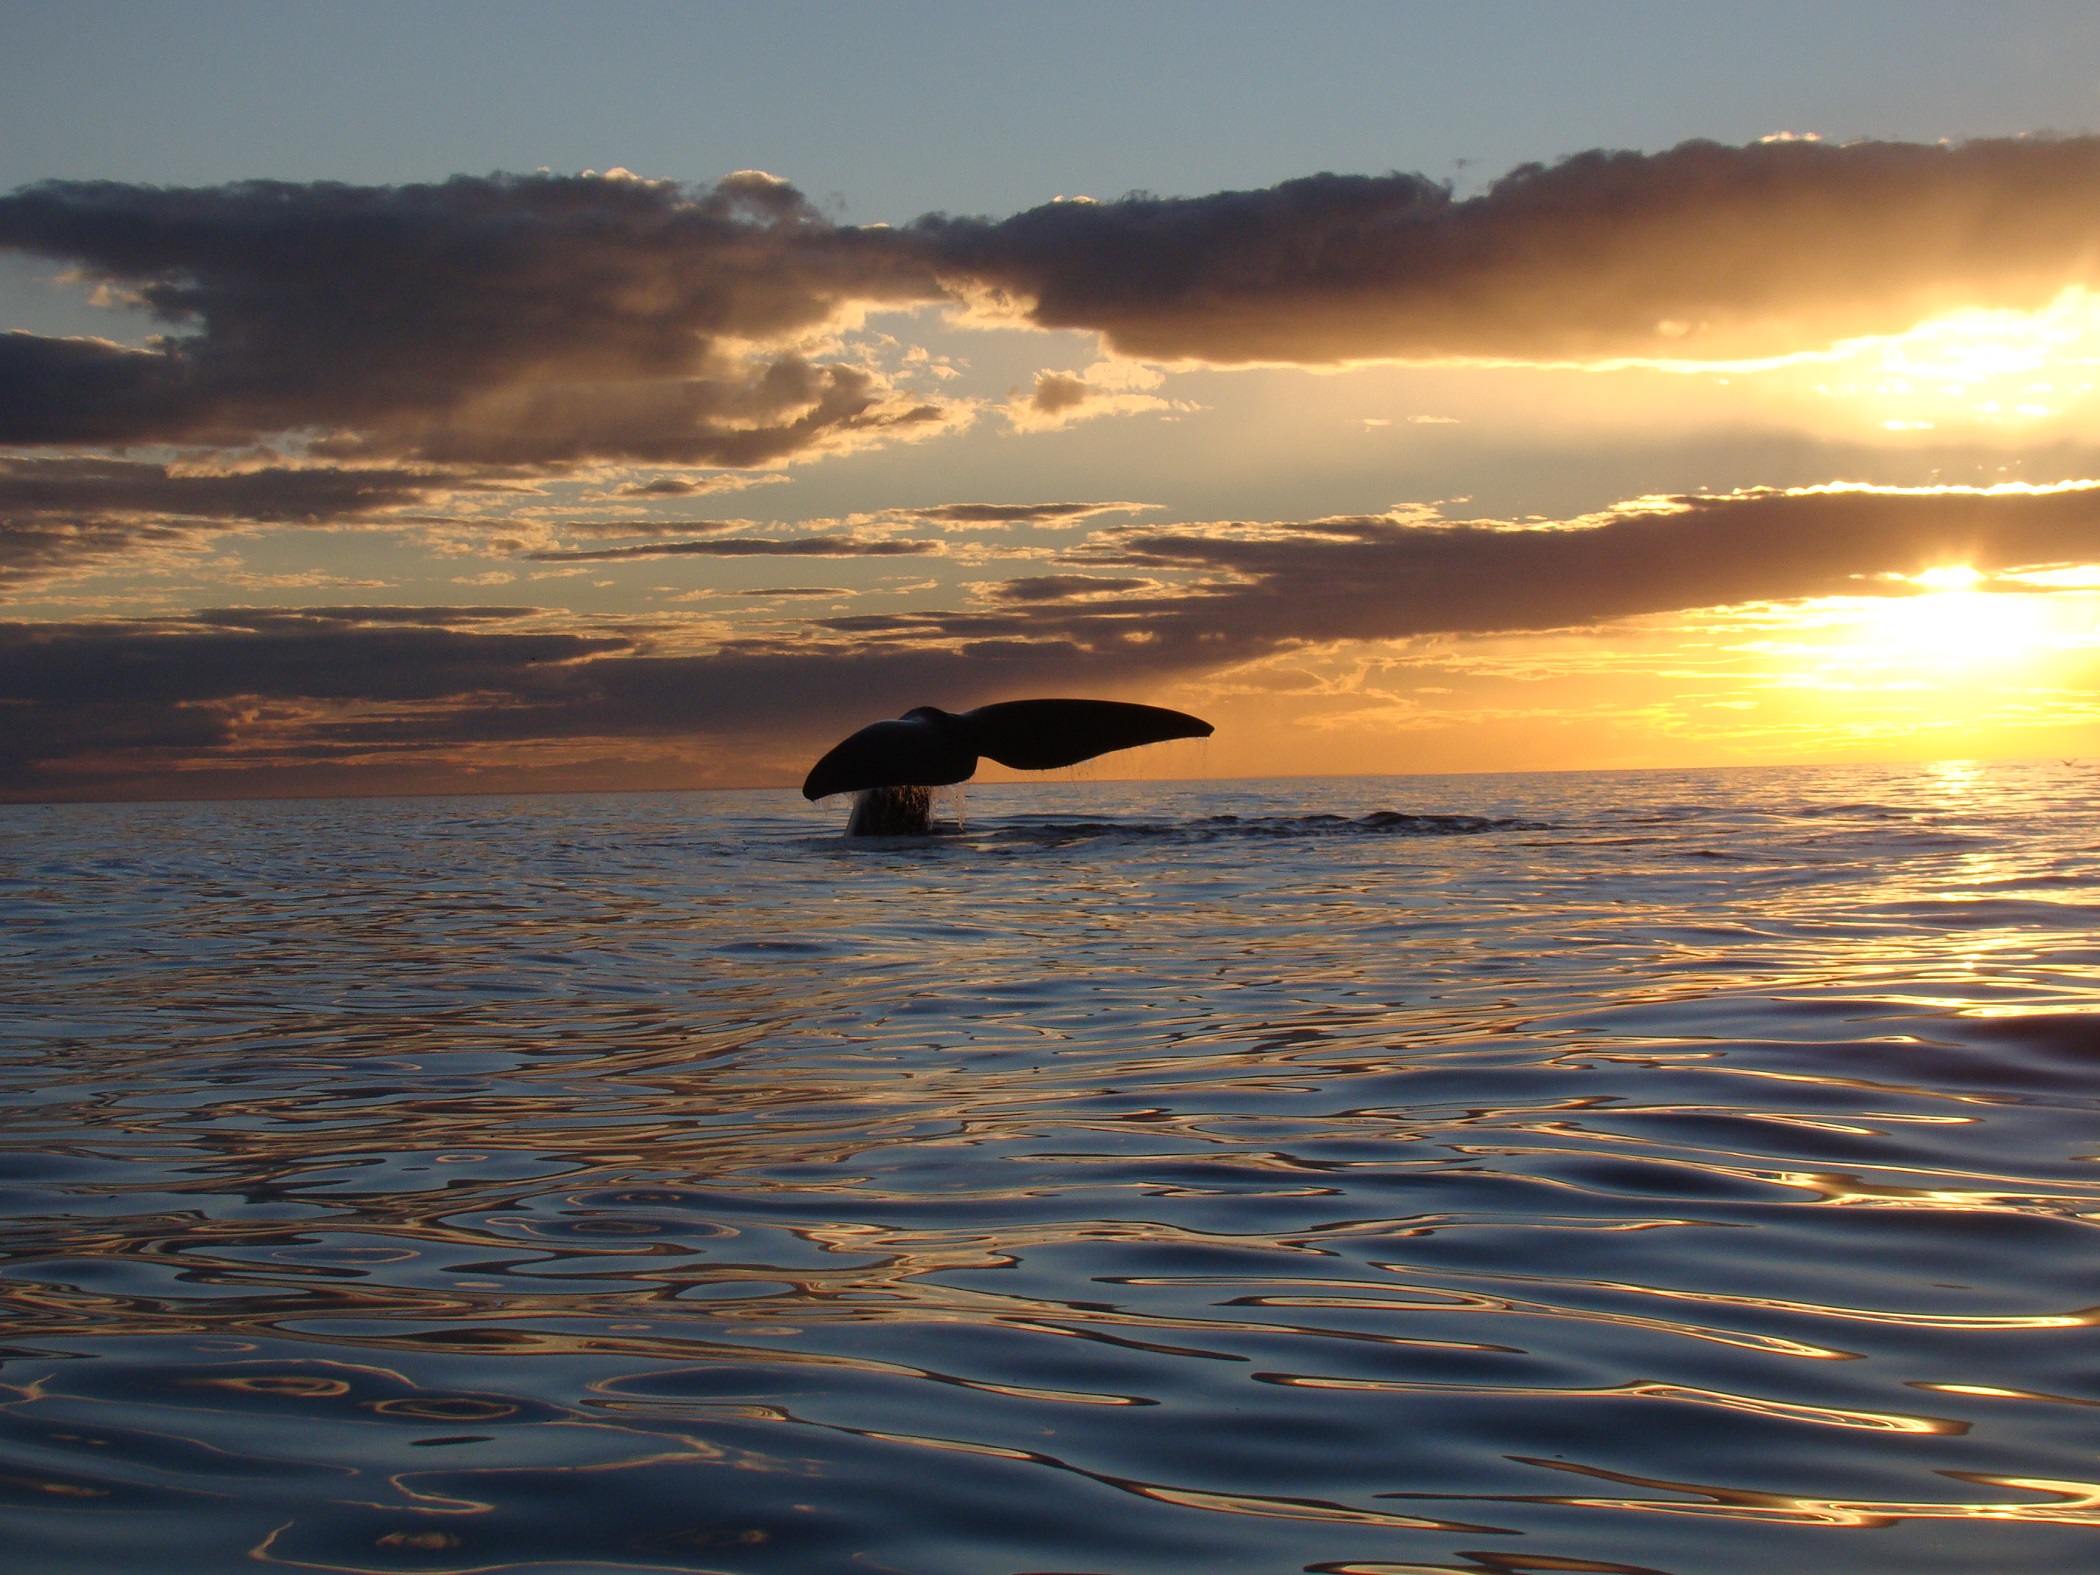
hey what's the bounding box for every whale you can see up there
[803,699,1214,834]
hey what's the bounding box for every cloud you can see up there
[11,485,2099,798]
[1002,361,1175,431]
[907,500,1156,527]
[17,144,2100,795]
[0,171,951,463]
[0,456,475,587]
[545,516,751,540]
[988,575,1153,602]
[0,606,626,794]
[521,535,941,562]
[186,605,547,631]
[818,484,2100,663]
[15,137,2100,480]
[322,355,958,467]
[212,571,394,592]
[608,474,786,498]
[0,605,1109,797]
[1029,372,1091,415]
[914,137,2100,364]
[987,484,2100,659]
[0,456,456,520]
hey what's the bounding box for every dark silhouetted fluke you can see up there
[803,699,1213,833]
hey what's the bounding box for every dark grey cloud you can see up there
[322,357,948,468]
[929,486,2100,655]
[0,606,1102,798]
[990,575,1152,602]
[0,605,629,793]
[12,138,2100,482]
[550,517,747,539]
[814,485,2100,659]
[0,171,947,462]
[0,606,612,708]
[0,456,457,521]
[1,515,207,588]
[1027,372,1092,414]
[523,535,940,562]
[11,486,2095,799]
[613,477,715,497]
[0,455,476,586]
[914,138,2100,363]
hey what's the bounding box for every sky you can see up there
[6,0,2100,800]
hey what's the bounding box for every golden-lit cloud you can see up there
[0,171,953,464]
[14,137,2100,473]
[891,500,1159,529]
[12,144,2100,797]
[0,455,504,587]
[920,138,2100,365]
[8,483,2098,798]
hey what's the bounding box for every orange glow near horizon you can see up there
[1153,579,2100,782]
[1786,585,2058,681]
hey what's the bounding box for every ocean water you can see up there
[2,762,2098,1575]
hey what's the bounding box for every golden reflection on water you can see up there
[1267,1373,1961,1434]
[1448,1458,2100,1529]
[1927,758,1987,800]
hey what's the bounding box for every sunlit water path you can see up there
[3,763,2098,1573]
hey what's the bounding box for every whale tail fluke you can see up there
[802,716,977,801]
[802,697,1213,805]
[962,699,1213,771]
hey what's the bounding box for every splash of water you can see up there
[840,783,970,835]
[845,783,934,835]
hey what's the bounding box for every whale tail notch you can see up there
[802,697,1212,803]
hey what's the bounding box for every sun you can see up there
[1697,570,2100,758]
[1745,568,2073,705]
[1854,570,2043,672]
[1910,565,1985,593]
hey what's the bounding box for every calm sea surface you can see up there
[3,763,2099,1574]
